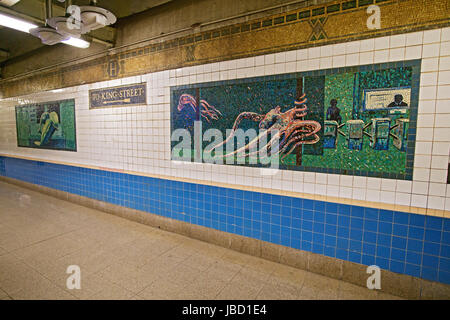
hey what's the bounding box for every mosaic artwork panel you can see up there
[15,99,77,152]
[171,60,421,180]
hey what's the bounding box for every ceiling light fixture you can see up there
[0,12,90,48]
[0,0,21,7]
[30,27,69,45]
[79,6,116,32]
[0,12,38,33]
[47,5,116,37]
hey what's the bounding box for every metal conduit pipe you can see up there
[45,0,52,23]
[65,0,73,11]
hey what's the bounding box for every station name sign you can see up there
[89,83,147,108]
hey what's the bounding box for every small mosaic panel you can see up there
[171,60,421,180]
[15,99,77,152]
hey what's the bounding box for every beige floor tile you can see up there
[0,181,407,301]
[137,279,185,300]
[59,273,113,300]
[265,276,303,297]
[241,255,280,275]
[234,266,273,284]
[112,243,161,268]
[168,264,203,287]
[0,228,31,252]
[96,261,159,294]
[184,273,228,297]
[153,249,190,268]
[216,271,267,300]
[338,282,380,300]
[256,283,300,300]
[302,272,341,291]
[87,283,135,300]
[173,289,209,300]
[56,247,119,277]
[270,264,308,287]
[221,250,257,267]
[204,261,243,282]
[0,247,8,256]
[0,288,9,299]
[11,234,85,266]
[9,276,77,300]
[214,281,264,300]
[164,244,197,260]
[316,288,339,300]
[182,253,219,272]
[136,292,166,300]
[0,255,48,295]
[94,260,141,283]
[376,292,405,300]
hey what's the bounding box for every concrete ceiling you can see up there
[0,0,173,63]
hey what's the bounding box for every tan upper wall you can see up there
[115,0,319,46]
[0,0,449,98]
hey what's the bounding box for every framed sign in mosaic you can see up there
[171,60,421,180]
[15,99,77,152]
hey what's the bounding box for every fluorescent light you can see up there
[0,0,21,7]
[0,13,38,33]
[61,37,91,49]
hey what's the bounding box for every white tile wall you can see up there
[1,27,450,212]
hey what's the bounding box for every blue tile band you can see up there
[0,155,449,284]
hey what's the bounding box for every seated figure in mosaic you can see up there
[34,109,59,147]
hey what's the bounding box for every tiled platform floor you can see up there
[0,181,403,300]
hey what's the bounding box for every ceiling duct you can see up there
[45,0,52,20]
